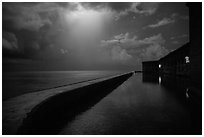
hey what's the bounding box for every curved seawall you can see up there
[3,71,133,135]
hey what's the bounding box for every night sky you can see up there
[2,2,189,71]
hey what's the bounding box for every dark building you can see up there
[142,43,190,76]
[142,61,159,73]
[187,3,202,88]
[142,3,202,86]
[159,43,190,76]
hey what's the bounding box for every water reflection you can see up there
[159,76,161,85]
[142,73,201,134]
[142,73,159,84]
[186,88,189,99]
[143,73,191,101]
[60,73,201,135]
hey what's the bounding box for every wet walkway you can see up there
[59,73,201,135]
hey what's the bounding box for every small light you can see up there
[185,56,190,63]
[159,64,161,68]
[186,88,189,99]
[159,76,161,84]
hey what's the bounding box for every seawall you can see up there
[3,71,134,135]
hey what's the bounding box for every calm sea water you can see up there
[59,73,201,134]
[3,71,123,100]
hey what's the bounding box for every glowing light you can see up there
[159,76,161,84]
[159,64,161,68]
[186,88,189,98]
[185,56,190,63]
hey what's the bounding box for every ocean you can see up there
[3,72,201,134]
[2,71,123,100]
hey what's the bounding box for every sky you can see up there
[2,2,189,71]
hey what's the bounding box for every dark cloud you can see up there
[83,2,159,14]
[136,2,159,15]
[81,2,160,20]
[81,2,132,12]
[3,31,18,50]
[2,31,26,60]
[3,2,58,31]
[107,2,132,12]
[2,2,65,61]
[3,31,37,60]
[2,2,188,71]
[81,2,106,10]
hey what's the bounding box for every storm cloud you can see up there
[3,2,189,71]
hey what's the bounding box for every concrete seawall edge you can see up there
[15,71,134,134]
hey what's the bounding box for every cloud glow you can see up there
[65,3,112,42]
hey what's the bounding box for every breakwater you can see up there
[15,72,133,134]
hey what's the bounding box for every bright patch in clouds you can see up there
[147,17,175,28]
[65,3,113,41]
[101,32,168,62]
